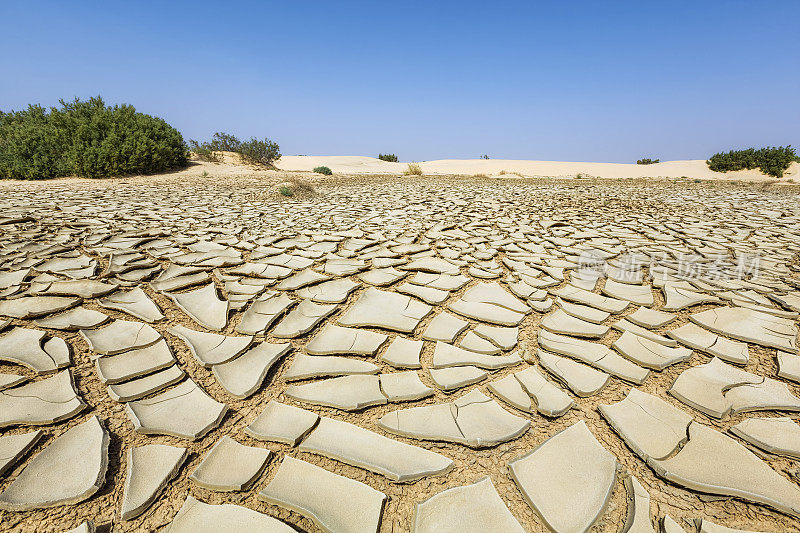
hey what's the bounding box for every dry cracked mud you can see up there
[0,173,798,532]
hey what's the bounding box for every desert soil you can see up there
[0,169,798,533]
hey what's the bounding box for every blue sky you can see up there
[2,1,798,162]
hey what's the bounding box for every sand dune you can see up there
[277,155,799,181]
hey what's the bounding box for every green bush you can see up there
[188,139,222,162]
[313,166,333,175]
[208,132,242,152]
[707,146,796,178]
[378,153,398,162]
[636,158,659,165]
[191,132,281,167]
[237,137,280,167]
[0,96,188,179]
[278,186,294,197]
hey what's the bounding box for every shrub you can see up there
[707,146,796,178]
[637,158,660,165]
[208,132,241,152]
[0,96,188,179]
[275,177,314,199]
[378,153,398,162]
[481,154,490,159]
[191,132,281,167]
[188,139,222,162]
[313,166,332,175]
[237,137,281,167]
[405,162,423,175]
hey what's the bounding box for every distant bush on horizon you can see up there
[636,158,660,165]
[0,96,188,179]
[707,146,796,178]
[378,153,398,162]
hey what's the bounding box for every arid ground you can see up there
[0,169,799,533]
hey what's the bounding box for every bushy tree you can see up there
[378,153,398,162]
[238,137,280,166]
[0,96,188,179]
[191,132,280,167]
[707,146,796,178]
[637,158,659,165]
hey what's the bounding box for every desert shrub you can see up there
[472,173,489,178]
[236,137,280,167]
[0,96,188,179]
[637,158,660,165]
[707,146,796,178]
[378,153,398,162]
[313,166,332,175]
[481,154,490,159]
[188,139,222,162]
[405,162,423,175]
[191,132,280,167]
[208,132,241,152]
[275,177,314,199]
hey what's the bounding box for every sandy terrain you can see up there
[275,155,800,181]
[0,172,798,533]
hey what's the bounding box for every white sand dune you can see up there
[277,155,799,181]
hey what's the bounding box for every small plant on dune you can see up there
[378,153,398,162]
[637,158,660,165]
[313,166,333,175]
[707,146,796,178]
[405,162,423,175]
[278,186,294,197]
[499,170,507,175]
[200,170,209,178]
[481,154,490,159]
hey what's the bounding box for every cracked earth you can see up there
[0,173,799,532]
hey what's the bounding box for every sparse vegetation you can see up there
[188,139,222,162]
[237,137,281,167]
[190,132,281,167]
[707,146,796,178]
[313,166,333,175]
[472,173,489,178]
[637,158,660,165]
[274,177,315,199]
[378,153,398,162]
[481,154,490,159]
[208,132,241,152]
[405,162,423,175]
[0,96,188,179]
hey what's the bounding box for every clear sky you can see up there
[2,1,798,163]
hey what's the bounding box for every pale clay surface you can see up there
[0,174,798,532]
